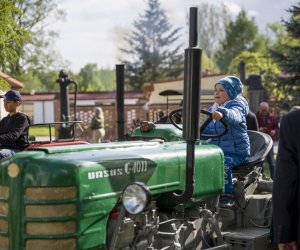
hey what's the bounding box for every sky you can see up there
[50,0,298,73]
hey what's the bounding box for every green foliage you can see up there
[267,23,290,50]
[29,126,55,137]
[7,0,66,75]
[0,78,11,91]
[78,64,101,92]
[99,68,116,91]
[14,64,116,93]
[78,64,116,92]
[0,0,29,71]
[202,51,220,73]
[120,0,184,90]
[284,4,300,38]
[20,69,61,92]
[230,52,279,76]
[230,51,280,98]
[214,10,264,72]
[269,3,300,110]
[197,2,231,58]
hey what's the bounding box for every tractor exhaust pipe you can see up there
[57,70,78,139]
[167,7,202,205]
[116,64,125,141]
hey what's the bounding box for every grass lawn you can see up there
[28,126,56,137]
[262,162,271,178]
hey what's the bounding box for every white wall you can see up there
[148,74,227,105]
[33,101,54,123]
[0,90,7,119]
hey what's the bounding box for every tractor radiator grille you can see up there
[0,236,9,249]
[25,239,76,250]
[0,218,8,231]
[0,186,9,199]
[24,186,77,250]
[26,204,76,218]
[25,186,77,200]
[26,221,76,235]
[0,185,9,250]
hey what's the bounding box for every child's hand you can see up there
[212,111,223,120]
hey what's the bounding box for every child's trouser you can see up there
[224,155,248,194]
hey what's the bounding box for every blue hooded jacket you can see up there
[202,92,250,159]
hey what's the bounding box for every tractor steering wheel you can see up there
[168,108,228,138]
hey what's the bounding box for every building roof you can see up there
[22,93,57,101]
[0,71,24,89]
[147,73,227,105]
[74,91,144,100]
[149,72,226,85]
[21,91,145,102]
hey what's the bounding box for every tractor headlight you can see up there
[122,182,151,215]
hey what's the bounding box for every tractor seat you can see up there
[233,130,273,171]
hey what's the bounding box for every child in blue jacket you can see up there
[202,76,250,207]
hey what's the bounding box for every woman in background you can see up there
[90,107,105,143]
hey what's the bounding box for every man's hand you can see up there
[259,127,267,133]
[212,111,223,120]
[278,241,297,250]
[270,129,276,137]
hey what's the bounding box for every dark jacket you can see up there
[246,110,258,131]
[0,112,30,150]
[273,109,300,246]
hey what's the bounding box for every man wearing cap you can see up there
[0,90,30,158]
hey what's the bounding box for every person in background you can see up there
[158,111,164,120]
[273,108,300,249]
[256,102,279,179]
[271,107,280,124]
[202,76,250,207]
[0,90,30,158]
[90,107,105,143]
[246,110,258,131]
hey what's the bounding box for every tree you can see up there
[98,68,116,91]
[78,64,102,92]
[270,4,300,74]
[201,51,220,73]
[8,0,66,75]
[78,64,116,92]
[120,0,183,90]
[197,2,231,58]
[21,69,60,92]
[0,0,28,72]
[214,10,265,72]
[229,51,280,98]
[19,64,116,93]
[269,3,300,109]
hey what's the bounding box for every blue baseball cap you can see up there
[0,90,22,102]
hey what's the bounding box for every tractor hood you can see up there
[0,140,223,207]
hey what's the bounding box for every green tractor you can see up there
[0,8,274,250]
